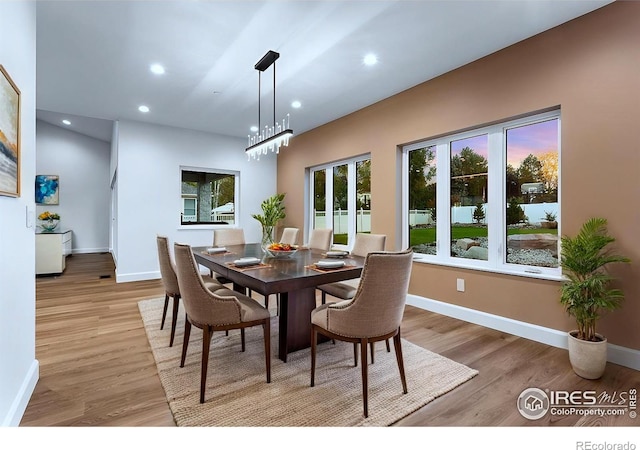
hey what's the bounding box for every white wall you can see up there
[0,1,38,426]
[36,120,111,253]
[114,120,277,282]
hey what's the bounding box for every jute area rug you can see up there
[138,297,478,427]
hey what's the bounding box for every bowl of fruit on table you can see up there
[266,243,298,258]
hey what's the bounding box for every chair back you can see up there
[325,249,413,338]
[279,227,299,245]
[213,228,245,247]
[156,235,180,295]
[350,233,386,257]
[308,228,333,251]
[173,243,243,326]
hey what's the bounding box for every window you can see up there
[403,110,560,278]
[309,155,371,248]
[181,168,238,225]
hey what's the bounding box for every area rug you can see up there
[138,297,478,427]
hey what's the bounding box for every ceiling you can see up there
[35,0,613,143]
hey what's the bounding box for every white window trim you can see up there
[403,110,562,281]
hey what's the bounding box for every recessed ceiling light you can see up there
[62,119,71,126]
[138,105,150,113]
[250,126,259,132]
[150,63,165,75]
[363,53,378,66]
[291,100,302,109]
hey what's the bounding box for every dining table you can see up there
[193,243,365,362]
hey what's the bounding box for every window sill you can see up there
[178,223,237,231]
[410,255,564,282]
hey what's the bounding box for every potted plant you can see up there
[559,217,630,379]
[252,193,286,251]
[541,210,558,229]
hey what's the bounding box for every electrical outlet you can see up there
[456,278,465,292]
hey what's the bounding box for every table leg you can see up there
[278,287,318,362]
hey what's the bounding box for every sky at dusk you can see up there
[448,119,558,168]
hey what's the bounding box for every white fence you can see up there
[410,202,559,226]
[182,202,557,229]
[314,210,371,233]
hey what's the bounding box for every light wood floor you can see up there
[20,253,639,426]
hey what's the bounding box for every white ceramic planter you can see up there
[567,331,607,379]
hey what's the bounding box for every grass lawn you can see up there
[409,226,557,246]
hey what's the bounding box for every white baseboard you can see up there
[116,268,213,284]
[115,270,159,283]
[72,247,110,255]
[406,294,640,371]
[2,359,39,427]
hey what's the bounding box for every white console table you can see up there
[36,229,72,275]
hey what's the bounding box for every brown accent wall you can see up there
[278,2,640,350]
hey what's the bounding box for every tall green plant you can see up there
[559,218,630,342]
[252,193,286,229]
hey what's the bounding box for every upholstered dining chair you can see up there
[310,249,413,418]
[156,235,225,347]
[173,242,271,404]
[316,233,389,359]
[318,233,386,305]
[279,227,299,245]
[211,228,246,285]
[307,228,333,251]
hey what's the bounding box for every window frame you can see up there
[308,154,371,249]
[178,166,240,229]
[402,110,561,280]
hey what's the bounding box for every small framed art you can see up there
[0,64,21,197]
[35,175,60,205]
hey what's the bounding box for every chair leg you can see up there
[169,294,180,347]
[386,339,391,352]
[353,343,358,367]
[263,294,270,310]
[310,327,317,387]
[160,294,169,330]
[180,318,191,368]
[370,342,375,364]
[360,338,369,418]
[263,320,271,383]
[241,328,246,352]
[393,331,408,394]
[321,291,326,305]
[200,325,212,403]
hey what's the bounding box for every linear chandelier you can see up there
[246,50,293,161]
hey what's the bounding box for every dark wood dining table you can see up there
[193,243,365,362]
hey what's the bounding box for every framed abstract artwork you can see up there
[35,175,59,205]
[0,64,21,197]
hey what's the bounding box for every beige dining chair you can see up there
[310,249,413,418]
[279,227,299,245]
[318,233,386,305]
[156,235,225,347]
[317,233,389,359]
[307,228,333,251]
[211,228,246,285]
[173,242,271,404]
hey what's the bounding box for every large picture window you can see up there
[309,155,371,248]
[181,168,238,226]
[403,110,560,278]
